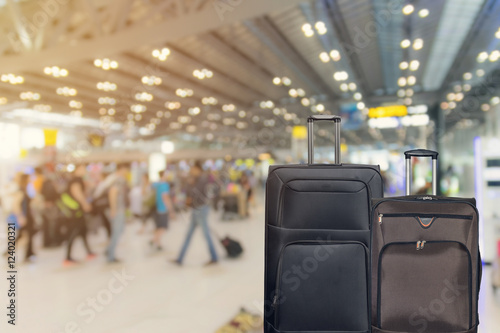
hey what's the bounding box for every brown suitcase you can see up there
[371,149,481,333]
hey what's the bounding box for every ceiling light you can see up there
[404,97,412,105]
[176,88,193,98]
[489,50,500,62]
[413,39,424,50]
[289,89,298,97]
[418,9,429,18]
[282,77,292,86]
[43,66,68,78]
[296,88,306,97]
[402,4,414,15]
[481,104,490,112]
[319,52,330,63]
[490,96,500,105]
[353,92,362,100]
[98,97,116,105]
[449,102,456,109]
[33,104,51,112]
[141,75,162,86]
[463,72,472,80]
[94,58,118,70]
[455,93,464,102]
[397,89,406,97]
[330,50,341,61]
[108,108,116,115]
[178,115,191,124]
[131,104,146,113]
[453,85,462,92]
[165,101,181,110]
[409,60,420,71]
[193,68,214,80]
[463,84,471,92]
[273,108,281,115]
[357,102,365,109]
[314,21,327,35]
[238,110,246,118]
[135,92,153,102]
[56,86,77,96]
[476,69,485,77]
[1,73,24,85]
[222,104,236,112]
[302,23,314,37]
[477,51,488,63]
[69,100,82,109]
[447,93,456,101]
[401,39,411,48]
[407,76,416,85]
[273,77,281,85]
[19,91,40,101]
[398,77,407,86]
[202,96,218,105]
[97,81,117,91]
[315,104,325,112]
[188,107,201,115]
[333,71,348,81]
[252,115,260,123]
[152,47,170,61]
[340,83,348,92]
[348,83,357,91]
[301,98,310,106]
[0,97,7,105]
[399,61,409,70]
[406,89,414,97]
[440,102,449,110]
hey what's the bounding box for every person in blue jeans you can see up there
[151,171,175,251]
[173,161,218,266]
[106,163,130,263]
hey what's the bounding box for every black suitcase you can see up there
[264,115,384,333]
[371,150,481,333]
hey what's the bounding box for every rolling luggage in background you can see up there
[371,149,481,333]
[264,115,384,333]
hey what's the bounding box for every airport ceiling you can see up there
[0,0,500,149]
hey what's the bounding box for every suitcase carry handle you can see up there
[404,149,438,196]
[307,115,341,165]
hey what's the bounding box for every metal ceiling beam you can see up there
[0,0,304,73]
[244,17,337,97]
[321,0,370,95]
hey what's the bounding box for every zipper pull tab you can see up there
[378,214,383,224]
[416,241,421,250]
[421,240,426,250]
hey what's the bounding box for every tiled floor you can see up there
[0,194,499,332]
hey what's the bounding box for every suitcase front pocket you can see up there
[377,241,472,332]
[274,241,369,332]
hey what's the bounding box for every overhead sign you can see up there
[292,126,307,139]
[368,105,407,118]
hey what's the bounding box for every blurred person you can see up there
[40,171,61,247]
[172,161,218,266]
[106,163,130,263]
[13,174,36,262]
[63,164,95,266]
[130,173,155,234]
[239,172,252,217]
[91,171,113,238]
[150,170,175,251]
[2,173,22,256]
[30,166,45,226]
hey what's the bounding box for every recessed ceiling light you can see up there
[399,61,409,70]
[329,50,341,61]
[401,39,411,48]
[413,39,424,50]
[409,60,420,71]
[402,4,414,15]
[418,9,429,18]
[463,72,472,80]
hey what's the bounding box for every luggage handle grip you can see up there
[307,116,341,165]
[405,149,438,196]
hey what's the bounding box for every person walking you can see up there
[172,161,218,266]
[63,164,95,266]
[13,174,37,262]
[106,163,130,263]
[150,171,175,251]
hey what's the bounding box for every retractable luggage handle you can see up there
[404,149,439,196]
[307,115,341,165]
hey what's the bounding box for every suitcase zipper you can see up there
[377,240,473,329]
[273,240,369,329]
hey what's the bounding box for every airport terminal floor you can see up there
[0,191,500,333]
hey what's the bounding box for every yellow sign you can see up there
[292,126,307,139]
[43,129,58,146]
[368,105,407,118]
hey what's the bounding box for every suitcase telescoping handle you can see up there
[307,115,341,165]
[404,149,439,196]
